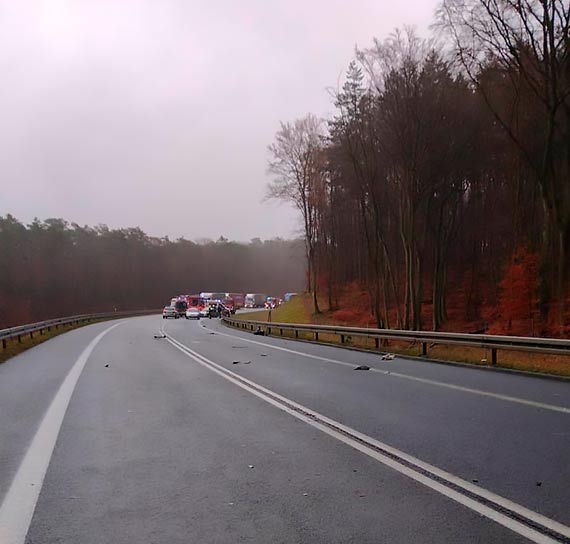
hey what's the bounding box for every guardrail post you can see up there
[375,338,379,349]
[295,330,298,338]
[422,342,427,356]
[340,334,345,344]
[29,331,33,340]
[18,334,22,344]
[491,348,497,365]
[280,328,283,336]
[267,327,271,335]
[315,332,319,341]
[2,339,6,349]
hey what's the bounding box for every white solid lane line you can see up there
[165,331,570,544]
[0,322,123,544]
[204,323,570,415]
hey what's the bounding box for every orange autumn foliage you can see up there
[490,247,539,335]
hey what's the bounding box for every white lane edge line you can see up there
[0,321,124,544]
[166,331,570,543]
[384,371,570,414]
[205,323,570,415]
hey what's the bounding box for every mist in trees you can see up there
[0,215,305,328]
[267,1,570,335]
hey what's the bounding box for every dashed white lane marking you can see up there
[0,322,123,544]
[165,331,570,544]
[204,324,570,415]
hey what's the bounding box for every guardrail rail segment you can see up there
[223,317,570,365]
[0,310,159,350]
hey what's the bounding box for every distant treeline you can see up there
[0,215,304,327]
[267,2,570,336]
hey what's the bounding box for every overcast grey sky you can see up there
[0,0,439,241]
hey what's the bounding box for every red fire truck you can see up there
[186,294,206,310]
[227,293,245,309]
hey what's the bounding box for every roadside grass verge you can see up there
[0,318,112,365]
[235,296,311,324]
[230,295,570,378]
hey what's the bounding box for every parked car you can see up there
[163,306,179,319]
[186,307,200,319]
[265,296,279,309]
[199,307,210,318]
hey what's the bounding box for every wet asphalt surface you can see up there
[1,314,568,543]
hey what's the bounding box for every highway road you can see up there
[0,314,569,543]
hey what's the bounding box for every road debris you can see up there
[243,361,251,364]
[354,365,370,371]
[248,464,255,469]
[153,334,166,339]
[232,361,240,364]
[381,353,396,360]
[104,364,109,368]
[260,353,268,357]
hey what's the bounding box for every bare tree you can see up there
[267,114,325,313]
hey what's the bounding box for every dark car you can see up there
[173,299,188,317]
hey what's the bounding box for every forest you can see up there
[0,215,304,328]
[267,0,570,336]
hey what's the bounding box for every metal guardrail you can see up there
[0,310,159,349]
[223,317,570,364]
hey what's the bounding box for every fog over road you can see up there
[1,315,569,543]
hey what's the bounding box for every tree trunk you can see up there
[432,259,440,331]
[412,250,422,331]
[403,240,411,329]
[556,226,568,329]
[374,276,383,328]
[310,246,320,314]
[381,260,390,329]
[306,251,312,293]
[313,286,320,314]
